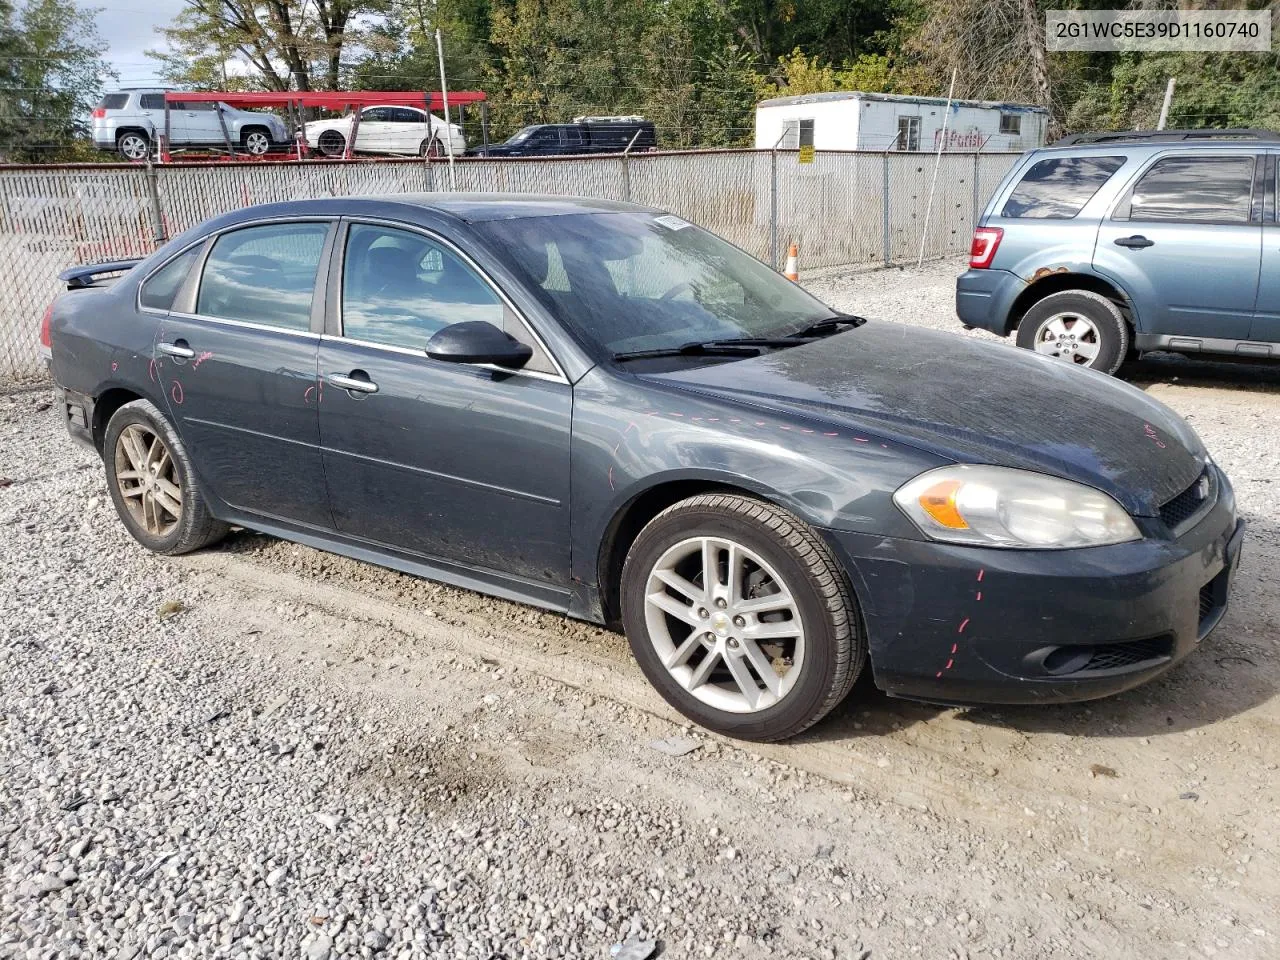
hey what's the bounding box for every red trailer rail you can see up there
[157,90,489,163]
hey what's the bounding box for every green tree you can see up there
[0,0,114,162]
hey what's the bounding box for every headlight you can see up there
[893,465,1140,549]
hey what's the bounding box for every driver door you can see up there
[352,107,393,153]
[317,220,572,593]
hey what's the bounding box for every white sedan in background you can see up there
[302,105,465,158]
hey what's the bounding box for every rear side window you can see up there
[1002,155,1126,219]
[138,94,165,111]
[1127,156,1255,223]
[139,247,199,311]
[196,222,329,330]
[98,94,128,110]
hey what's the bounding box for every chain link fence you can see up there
[0,148,1019,383]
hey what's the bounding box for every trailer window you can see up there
[782,118,814,149]
[999,113,1021,135]
[1001,155,1126,219]
[896,116,919,151]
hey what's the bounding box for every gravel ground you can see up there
[2,259,1278,959]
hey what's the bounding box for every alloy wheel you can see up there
[643,536,805,714]
[114,423,182,537]
[1033,312,1101,366]
[244,131,270,155]
[119,134,149,161]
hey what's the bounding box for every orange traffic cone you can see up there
[784,242,799,281]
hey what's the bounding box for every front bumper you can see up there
[823,469,1243,705]
[955,268,1022,336]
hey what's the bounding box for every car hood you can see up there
[644,322,1206,516]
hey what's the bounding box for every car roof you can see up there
[1031,137,1275,157]
[205,194,654,230]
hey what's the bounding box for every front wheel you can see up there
[103,399,228,555]
[242,127,271,155]
[1016,289,1130,375]
[620,494,864,741]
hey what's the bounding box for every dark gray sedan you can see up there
[45,195,1244,741]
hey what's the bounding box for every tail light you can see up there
[968,227,1004,269]
[40,301,54,353]
[92,108,106,119]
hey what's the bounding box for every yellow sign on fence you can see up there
[798,145,815,164]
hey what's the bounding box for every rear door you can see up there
[157,218,334,528]
[1093,152,1261,339]
[1251,153,1280,345]
[316,219,572,594]
[387,107,428,153]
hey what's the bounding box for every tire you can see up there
[241,126,271,156]
[103,399,229,556]
[620,494,864,742]
[419,137,442,158]
[317,129,346,157]
[1016,289,1129,375]
[116,130,151,162]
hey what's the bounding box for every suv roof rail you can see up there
[1054,128,1280,146]
[572,115,646,123]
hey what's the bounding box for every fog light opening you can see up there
[1041,645,1094,676]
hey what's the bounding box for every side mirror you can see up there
[425,321,533,369]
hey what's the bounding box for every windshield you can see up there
[476,212,835,357]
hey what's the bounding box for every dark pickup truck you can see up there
[467,117,656,157]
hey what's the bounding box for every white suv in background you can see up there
[92,89,290,161]
[301,105,465,158]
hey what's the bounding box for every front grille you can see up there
[1079,636,1172,673]
[1160,468,1214,530]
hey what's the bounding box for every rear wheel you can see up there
[241,127,271,156]
[317,129,346,157]
[620,494,863,742]
[104,400,228,555]
[117,130,151,162]
[1016,289,1129,375]
[419,136,442,158]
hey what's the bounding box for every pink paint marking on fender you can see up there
[170,380,184,405]
[976,569,985,582]
[957,618,970,633]
[303,384,316,404]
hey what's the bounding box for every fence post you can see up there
[881,151,890,266]
[972,152,980,228]
[621,154,631,203]
[145,160,167,247]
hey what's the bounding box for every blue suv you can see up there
[956,129,1280,374]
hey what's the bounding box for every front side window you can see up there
[140,247,200,311]
[341,224,555,373]
[1002,155,1126,219]
[1128,156,1255,223]
[196,222,329,330]
[477,211,835,358]
[360,107,393,123]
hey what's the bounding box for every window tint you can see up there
[99,94,128,110]
[341,224,556,374]
[140,247,199,312]
[180,101,216,112]
[360,107,392,122]
[1129,156,1255,223]
[999,113,1021,135]
[1002,155,1125,219]
[196,223,328,330]
[390,108,422,123]
[138,94,165,111]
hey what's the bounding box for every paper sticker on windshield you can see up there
[654,214,691,231]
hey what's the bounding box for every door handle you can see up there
[327,371,379,394]
[157,340,195,359]
[1114,235,1155,249]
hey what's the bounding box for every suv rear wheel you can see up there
[1016,289,1129,375]
[117,130,151,162]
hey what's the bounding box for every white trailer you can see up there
[754,91,1048,153]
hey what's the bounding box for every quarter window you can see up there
[341,224,556,374]
[1128,156,1255,223]
[1002,155,1126,219]
[140,247,199,312]
[196,222,329,330]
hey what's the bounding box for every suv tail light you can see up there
[39,302,54,353]
[968,227,1003,269]
[91,108,105,119]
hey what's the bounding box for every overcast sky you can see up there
[93,0,188,86]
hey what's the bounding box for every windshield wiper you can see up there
[786,313,868,339]
[612,337,799,362]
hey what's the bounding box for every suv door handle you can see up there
[157,340,195,359]
[327,371,379,394]
[1114,235,1155,249]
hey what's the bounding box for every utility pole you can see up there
[1157,78,1176,130]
